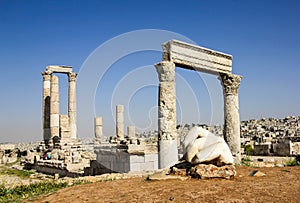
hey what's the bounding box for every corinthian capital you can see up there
[219,73,242,95]
[41,71,51,81]
[68,72,78,82]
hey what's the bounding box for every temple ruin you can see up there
[41,65,78,146]
[155,40,242,168]
[26,39,242,177]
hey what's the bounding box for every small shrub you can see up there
[286,158,299,166]
[241,156,251,166]
[0,181,68,202]
[244,145,254,155]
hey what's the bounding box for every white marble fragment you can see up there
[183,126,234,166]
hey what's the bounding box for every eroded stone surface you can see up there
[219,73,242,162]
[189,164,236,179]
[169,161,236,179]
[94,117,103,139]
[162,40,232,74]
[155,61,177,141]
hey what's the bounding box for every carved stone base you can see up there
[158,140,178,169]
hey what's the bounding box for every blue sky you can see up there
[0,0,299,143]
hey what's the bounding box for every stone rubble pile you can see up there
[169,161,236,179]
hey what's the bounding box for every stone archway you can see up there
[155,40,242,168]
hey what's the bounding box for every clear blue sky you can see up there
[0,0,299,143]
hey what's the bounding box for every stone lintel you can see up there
[162,40,232,74]
[46,65,73,74]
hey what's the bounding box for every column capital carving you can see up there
[155,61,175,82]
[68,72,78,82]
[41,71,51,81]
[219,73,242,95]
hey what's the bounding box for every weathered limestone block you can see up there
[60,114,71,139]
[183,126,234,166]
[127,126,135,139]
[219,73,242,162]
[155,61,178,169]
[162,40,232,74]
[116,105,124,140]
[72,155,81,164]
[94,117,103,139]
[155,61,177,140]
[189,164,236,179]
[65,156,72,164]
[46,65,72,74]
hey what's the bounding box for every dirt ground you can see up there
[28,166,300,203]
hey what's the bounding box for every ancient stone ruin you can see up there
[94,104,158,174]
[155,40,242,168]
[24,66,92,177]
[22,40,242,178]
[41,65,77,146]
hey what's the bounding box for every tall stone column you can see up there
[155,61,178,169]
[68,72,77,139]
[50,75,60,139]
[219,73,242,163]
[42,71,51,144]
[116,105,124,140]
[94,117,103,139]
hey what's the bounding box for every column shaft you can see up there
[219,73,242,163]
[50,75,60,139]
[155,61,178,168]
[68,72,77,139]
[116,105,124,140]
[94,117,103,139]
[127,126,135,139]
[42,71,51,143]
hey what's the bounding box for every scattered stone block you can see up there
[189,164,236,179]
[249,170,266,177]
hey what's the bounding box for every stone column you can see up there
[68,72,77,139]
[42,71,51,144]
[155,61,178,169]
[50,75,60,139]
[116,105,124,140]
[94,117,103,139]
[127,126,135,139]
[219,73,242,163]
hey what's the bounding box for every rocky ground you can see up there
[27,166,300,203]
